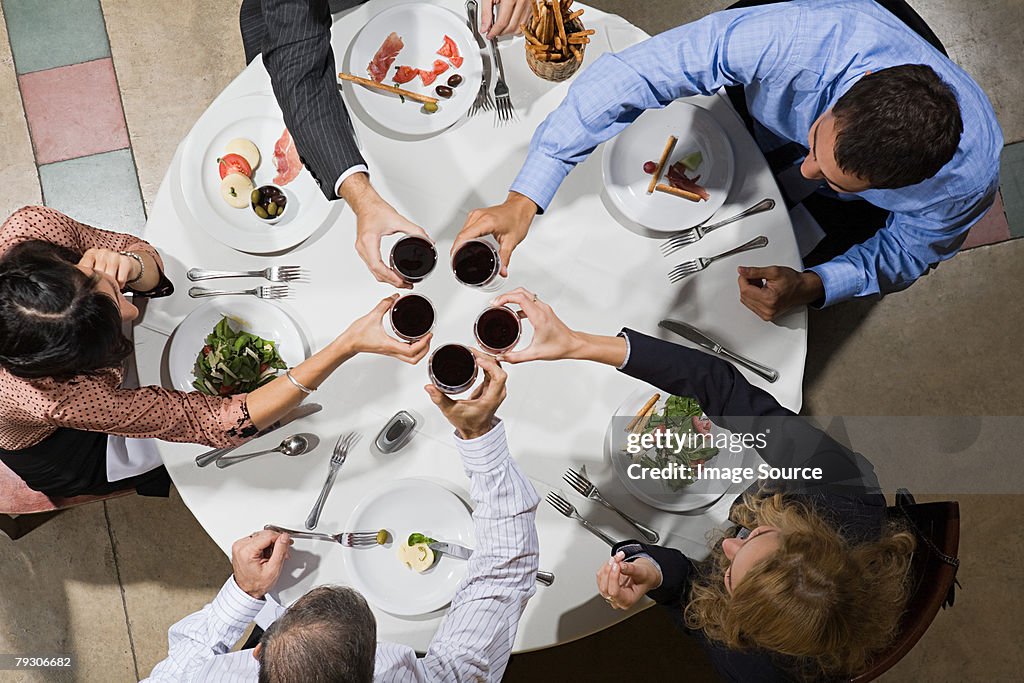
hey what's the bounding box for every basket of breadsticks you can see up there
[521,0,594,82]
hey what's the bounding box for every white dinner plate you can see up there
[345,3,483,136]
[344,478,473,616]
[179,93,337,253]
[167,298,310,393]
[602,101,734,234]
[605,386,756,513]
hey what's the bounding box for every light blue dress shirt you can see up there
[510,0,1003,306]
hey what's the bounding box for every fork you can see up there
[306,432,360,530]
[188,285,290,299]
[488,17,515,124]
[661,198,776,256]
[466,0,494,116]
[264,524,380,547]
[668,235,769,283]
[563,469,660,543]
[546,492,618,547]
[187,266,304,282]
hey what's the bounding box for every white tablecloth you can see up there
[134,0,806,652]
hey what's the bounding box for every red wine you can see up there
[429,344,477,393]
[452,240,498,286]
[390,294,435,341]
[475,306,520,353]
[390,236,437,282]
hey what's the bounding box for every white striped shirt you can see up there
[145,421,540,682]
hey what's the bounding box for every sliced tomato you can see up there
[418,69,439,86]
[393,65,418,84]
[449,55,463,68]
[218,153,252,179]
[437,35,464,68]
[432,59,449,75]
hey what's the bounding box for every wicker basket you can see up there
[525,19,586,82]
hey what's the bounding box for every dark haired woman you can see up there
[0,206,432,498]
[493,288,915,681]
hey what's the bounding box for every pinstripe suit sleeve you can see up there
[258,0,366,199]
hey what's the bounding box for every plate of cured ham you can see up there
[345,3,483,136]
[179,93,340,253]
[602,101,735,234]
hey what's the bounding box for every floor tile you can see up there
[39,149,146,235]
[19,58,129,165]
[0,2,41,219]
[101,0,247,210]
[961,191,1010,249]
[0,503,136,683]
[1,0,110,75]
[1000,142,1024,237]
[104,487,233,678]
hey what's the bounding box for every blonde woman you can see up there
[493,288,915,681]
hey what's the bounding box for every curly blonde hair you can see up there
[684,492,916,678]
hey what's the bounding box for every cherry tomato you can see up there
[218,153,252,179]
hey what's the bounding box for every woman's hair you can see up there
[685,491,916,679]
[0,240,132,379]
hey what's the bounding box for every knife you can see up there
[194,403,323,468]
[428,542,555,586]
[658,320,779,383]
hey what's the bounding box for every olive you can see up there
[254,205,270,219]
[250,188,261,204]
[423,102,439,114]
[267,202,278,216]
[435,85,454,99]
[276,196,287,209]
[447,74,463,88]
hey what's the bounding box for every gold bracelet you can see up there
[286,370,315,395]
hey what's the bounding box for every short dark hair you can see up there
[0,240,132,380]
[832,64,963,189]
[257,586,376,683]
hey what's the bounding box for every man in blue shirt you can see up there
[454,0,1002,320]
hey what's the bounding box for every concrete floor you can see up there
[1,0,1022,681]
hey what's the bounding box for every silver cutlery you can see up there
[215,434,310,469]
[264,524,380,547]
[546,492,618,547]
[187,266,304,282]
[306,432,360,530]
[188,285,290,299]
[668,235,769,283]
[466,0,494,116]
[659,319,779,382]
[428,542,555,586]
[563,469,659,543]
[661,198,776,255]
[194,404,323,468]
[488,12,515,124]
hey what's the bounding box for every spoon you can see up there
[216,435,310,468]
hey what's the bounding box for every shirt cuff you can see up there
[615,331,631,370]
[509,150,570,214]
[215,577,266,627]
[454,419,509,473]
[806,259,865,308]
[334,164,370,199]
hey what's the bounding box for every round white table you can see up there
[135,0,806,652]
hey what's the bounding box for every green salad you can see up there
[633,395,720,491]
[193,317,287,396]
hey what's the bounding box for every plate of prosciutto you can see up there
[179,93,340,253]
[602,101,735,235]
[345,3,483,136]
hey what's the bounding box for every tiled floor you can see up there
[1,1,1023,681]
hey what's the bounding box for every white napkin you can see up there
[105,325,165,482]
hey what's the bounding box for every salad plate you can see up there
[602,101,734,235]
[343,478,473,616]
[605,386,757,513]
[167,298,310,394]
[344,3,483,137]
[179,93,341,253]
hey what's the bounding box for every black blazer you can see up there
[240,0,367,199]
[615,329,889,682]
